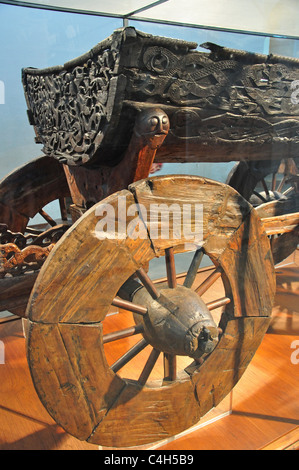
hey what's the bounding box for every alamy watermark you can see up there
[0,80,5,105]
[94,195,203,249]
[291,80,299,105]
[291,340,299,365]
[0,340,4,364]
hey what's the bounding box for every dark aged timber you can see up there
[22,27,299,166]
[0,27,298,448]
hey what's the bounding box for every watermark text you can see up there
[0,340,4,364]
[95,195,203,249]
[291,340,299,365]
[0,80,4,105]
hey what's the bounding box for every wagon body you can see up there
[22,26,299,167]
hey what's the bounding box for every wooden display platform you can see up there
[0,252,298,450]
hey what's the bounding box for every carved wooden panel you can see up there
[22,28,299,167]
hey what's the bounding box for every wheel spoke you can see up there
[183,247,204,288]
[272,172,277,192]
[136,267,160,300]
[110,338,148,373]
[277,175,287,193]
[206,297,231,311]
[38,209,57,227]
[25,227,43,236]
[111,297,148,316]
[103,324,144,344]
[253,191,268,203]
[261,178,270,197]
[59,198,68,221]
[165,247,177,288]
[138,348,161,386]
[163,353,177,382]
[195,267,222,296]
[283,186,295,196]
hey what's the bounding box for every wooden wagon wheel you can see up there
[0,155,71,315]
[227,158,299,265]
[26,175,275,448]
[0,155,71,232]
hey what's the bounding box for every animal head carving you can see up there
[134,108,170,149]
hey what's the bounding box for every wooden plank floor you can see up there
[0,252,298,450]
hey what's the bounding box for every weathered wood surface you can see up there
[228,159,299,264]
[0,156,70,233]
[130,175,250,255]
[256,194,299,219]
[270,228,299,265]
[27,321,125,441]
[27,189,155,324]
[227,159,299,201]
[1,268,298,450]
[63,108,169,216]
[0,156,71,314]
[130,175,276,318]
[261,213,299,235]
[26,175,275,447]
[0,272,38,316]
[22,27,299,167]
[27,314,271,447]
[256,211,298,266]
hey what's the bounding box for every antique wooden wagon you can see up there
[0,27,298,447]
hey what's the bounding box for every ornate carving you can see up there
[126,41,299,156]
[22,31,125,166]
[23,57,118,165]
[126,44,299,116]
[0,223,69,248]
[0,243,54,277]
[0,224,69,277]
[133,108,170,149]
[133,46,239,105]
[23,28,299,166]
[168,112,299,143]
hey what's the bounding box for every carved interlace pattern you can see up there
[23,48,119,165]
[130,45,299,114]
[0,224,69,277]
[128,45,299,143]
[23,30,299,163]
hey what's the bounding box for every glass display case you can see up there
[0,0,298,451]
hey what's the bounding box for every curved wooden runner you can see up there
[26,175,276,447]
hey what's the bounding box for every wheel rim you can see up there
[0,155,70,233]
[26,175,275,448]
[227,158,299,264]
[0,156,71,314]
[249,158,298,207]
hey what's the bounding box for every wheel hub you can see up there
[132,283,219,360]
